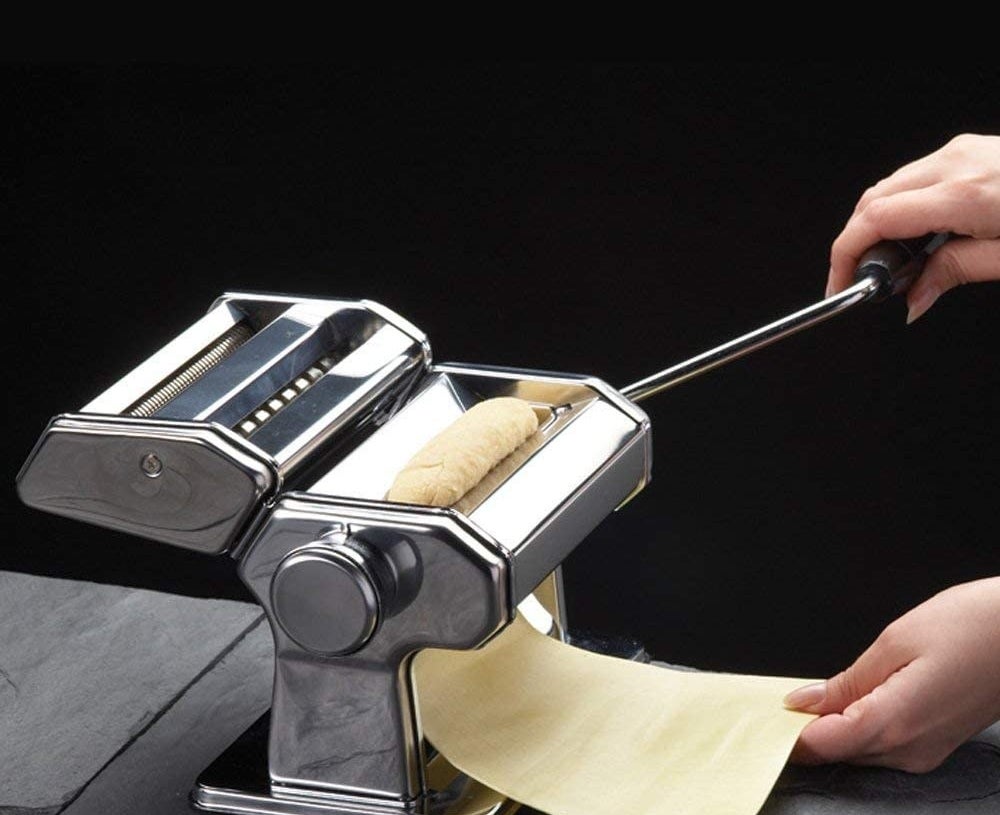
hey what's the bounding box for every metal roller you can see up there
[17,293,430,555]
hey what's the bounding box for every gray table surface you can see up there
[1,571,996,814]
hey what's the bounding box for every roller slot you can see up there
[150,306,345,426]
[308,366,650,600]
[126,322,255,418]
[234,353,338,438]
[246,321,432,473]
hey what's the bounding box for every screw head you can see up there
[140,452,163,478]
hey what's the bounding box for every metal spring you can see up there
[235,354,337,438]
[126,322,254,418]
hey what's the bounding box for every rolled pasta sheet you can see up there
[386,397,540,507]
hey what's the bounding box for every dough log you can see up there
[386,397,541,507]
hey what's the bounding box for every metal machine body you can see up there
[17,294,652,815]
[201,366,651,814]
[18,293,430,554]
[21,236,940,814]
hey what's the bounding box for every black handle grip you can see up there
[854,232,951,301]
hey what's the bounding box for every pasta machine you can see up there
[16,233,945,815]
[17,292,652,815]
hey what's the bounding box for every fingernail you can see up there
[784,681,827,711]
[906,286,940,325]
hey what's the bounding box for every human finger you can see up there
[783,630,907,716]
[789,689,894,765]
[852,152,950,214]
[857,133,1000,214]
[905,237,1000,323]
[827,183,999,295]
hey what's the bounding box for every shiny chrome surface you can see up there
[153,302,343,426]
[234,354,338,437]
[83,301,246,416]
[127,322,254,417]
[16,414,276,554]
[194,713,521,815]
[225,366,646,809]
[147,302,426,471]
[312,365,651,602]
[271,540,382,656]
[621,275,881,402]
[423,753,523,815]
[250,322,428,475]
[195,784,416,815]
[238,495,510,806]
[83,293,430,475]
[532,568,567,641]
[26,290,653,812]
[20,294,430,555]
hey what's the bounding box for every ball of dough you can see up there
[386,397,540,507]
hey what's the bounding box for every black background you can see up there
[5,64,998,679]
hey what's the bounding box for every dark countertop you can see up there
[1,571,996,815]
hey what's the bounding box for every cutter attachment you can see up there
[17,294,430,554]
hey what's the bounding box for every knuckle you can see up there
[945,132,975,156]
[874,620,903,654]
[858,195,891,227]
[830,231,850,256]
[950,132,976,148]
[946,175,986,206]
[856,185,880,211]
[831,666,863,707]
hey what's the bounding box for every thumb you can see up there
[784,633,905,715]
[906,237,1000,324]
[788,686,895,766]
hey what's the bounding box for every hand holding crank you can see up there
[622,136,999,402]
[826,133,1000,323]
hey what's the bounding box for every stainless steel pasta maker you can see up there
[17,292,653,815]
[16,234,946,815]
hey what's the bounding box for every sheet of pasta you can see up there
[414,615,817,815]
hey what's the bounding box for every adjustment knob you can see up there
[270,536,385,656]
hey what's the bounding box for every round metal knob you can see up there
[270,541,381,656]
